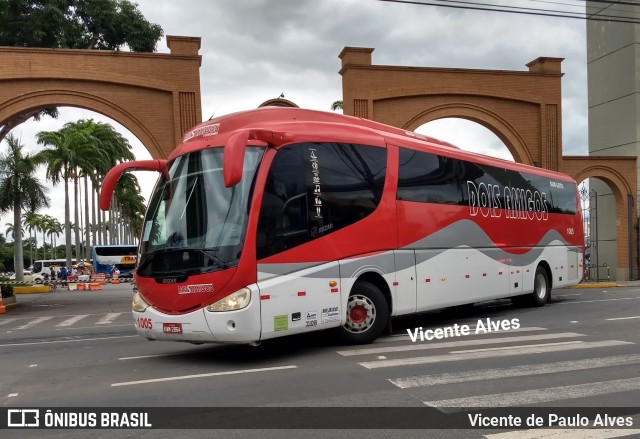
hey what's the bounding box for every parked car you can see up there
[9,270,45,284]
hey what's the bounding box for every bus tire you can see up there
[336,281,389,345]
[516,266,550,307]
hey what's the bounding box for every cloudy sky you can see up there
[4,0,593,243]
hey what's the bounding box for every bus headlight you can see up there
[206,288,251,312]
[132,291,150,312]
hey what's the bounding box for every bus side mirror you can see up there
[224,131,249,188]
[99,159,167,210]
[224,129,274,187]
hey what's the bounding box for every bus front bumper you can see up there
[132,289,262,344]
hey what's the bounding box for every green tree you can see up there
[0,232,10,272]
[0,134,49,280]
[0,0,163,142]
[331,100,343,111]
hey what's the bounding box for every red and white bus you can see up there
[100,107,583,345]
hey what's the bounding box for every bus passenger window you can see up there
[257,143,387,259]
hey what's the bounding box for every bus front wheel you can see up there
[336,281,389,345]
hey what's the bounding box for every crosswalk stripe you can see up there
[95,313,122,325]
[451,341,581,354]
[558,297,638,305]
[16,316,54,330]
[390,353,640,388]
[378,326,548,343]
[606,316,640,321]
[424,376,640,412]
[358,340,633,369]
[339,332,585,356]
[485,428,640,439]
[111,365,299,387]
[56,315,90,327]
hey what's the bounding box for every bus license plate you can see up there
[163,323,183,334]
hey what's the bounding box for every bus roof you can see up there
[172,106,575,183]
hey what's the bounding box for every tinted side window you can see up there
[523,175,576,215]
[398,148,464,204]
[309,143,386,236]
[548,180,577,214]
[397,147,576,215]
[257,143,387,259]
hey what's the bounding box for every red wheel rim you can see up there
[349,305,368,324]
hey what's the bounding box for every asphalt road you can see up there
[1,283,640,439]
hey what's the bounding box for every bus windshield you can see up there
[137,147,264,277]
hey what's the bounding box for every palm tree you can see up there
[36,122,103,268]
[76,120,130,256]
[331,100,343,111]
[0,134,49,279]
[114,173,145,244]
[44,216,63,259]
[86,120,134,246]
[5,222,23,241]
[39,214,57,259]
[35,214,48,259]
[37,119,139,261]
[23,211,40,265]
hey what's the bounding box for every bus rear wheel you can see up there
[515,266,550,307]
[336,281,389,345]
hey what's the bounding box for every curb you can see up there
[13,285,53,294]
[5,300,18,309]
[568,282,620,289]
[0,278,133,285]
[2,295,18,310]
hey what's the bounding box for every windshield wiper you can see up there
[137,248,233,278]
[202,248,231,270]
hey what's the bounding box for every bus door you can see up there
[257,263,341,340]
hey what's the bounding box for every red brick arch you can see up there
[1,89,164,158]
[402,102,533,165]
[571,162,633,197]
[340,47,637,280]
[0,35,202,159]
